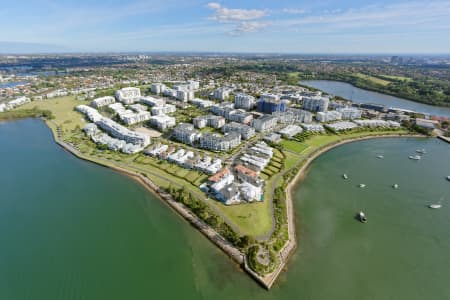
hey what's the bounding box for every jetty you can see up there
[438,135,450,144]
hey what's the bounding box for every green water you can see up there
[1,119,449,299]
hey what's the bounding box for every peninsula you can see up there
[1,55,447,288]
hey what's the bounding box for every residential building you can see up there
[222,122,255,140]
[151,104,176,116]
[176,89,194,102]
[140,96,165,107]
[190,98,215,108]
[251,115,278,132]
[279,125,303,138]
[337,107,362,120]
[96,118,150,146]
[316,110,343,122]
[325,121,358,131]
[115,87,141,104]
[275,108,313,124]
[173,123,201,145]
[415,118,439,129]
[302,96,330,112]
[193,115,226,129]
[199,132,241,152]
[213,87,232,101]
[90,96,115,108]
[257,94,287,114]
[151,83,167,94]
[234,93,256,110]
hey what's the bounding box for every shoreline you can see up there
[301,79,450,112]
[34,118,425,289]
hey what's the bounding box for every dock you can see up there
[438,135,450,143]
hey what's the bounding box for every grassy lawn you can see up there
[208,189,273,237]
[354,73,391,86]
[20,96,89,133]
[280,139,309,154]
[379,75,412,82]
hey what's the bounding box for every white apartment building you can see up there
[337,107,362,120]
[149,115,176,130]
[151,104,176,116]
[234,93,256,110]
[316,110,343,122]
[90,96,115,108]
[302,96,330,112]
[115,87,141,104]
[140,96,165,107]
[151,83,167,94]
[251,115,278,132]
[222,122,256,140]
[213,87,232,101]
[176,89,194,102]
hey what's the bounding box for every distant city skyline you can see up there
[2,0,450,54]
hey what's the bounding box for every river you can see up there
[301,80,450,118]
[1,119,449,299]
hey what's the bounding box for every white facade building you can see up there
[251,115,278,132]
[90,96,115,108]
[234,93,256,110]
[115,87,141,104]
[316,110,343,122]
[302,96,330,112]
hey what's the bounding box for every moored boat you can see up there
[343,174,348,179]
[377,155,384,159]
[428,204,442,209]
[358,211,367,223]
[409,155,421,160]
[359,184,366,188]
[393,184,399,189]
[416,149,426,154]
[447,176,450,181]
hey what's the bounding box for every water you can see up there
[1,119,449,299]
[302,80,450,118]
[0,81,28,88]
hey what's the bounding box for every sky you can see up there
[1,0,450,54]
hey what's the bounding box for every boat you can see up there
[409,155,421,160]
[376,155,384,159]
[359,184,366,188]
[428,204,442,209]
[447,176,450,181]
[343,174,348,179]
[416,149,426,154]
[393,184,399,189]
[358,211,367,223]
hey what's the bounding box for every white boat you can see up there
[359,184,366,188]
[428,204,442,209]
[416,149,426,154]
[343,174,348,179]
[447,176,450,181]
[358,211,367,223]
[409,155,421,160]
[377,155,384,159]
[393,184,399,189]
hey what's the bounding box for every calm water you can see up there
[302,80,450,117]
[1,119,449,299]
[0,81,28,88]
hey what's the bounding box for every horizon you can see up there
[2,1,450,54]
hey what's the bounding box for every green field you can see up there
[280,139,309,154]
[20,96,90,133]
[354,73,391,86]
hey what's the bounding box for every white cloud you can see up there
[230,21,270,36]
[282,8,306,14]
[206,2,269,35]
[207,2,268,22]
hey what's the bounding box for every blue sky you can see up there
[1,0,450,53]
